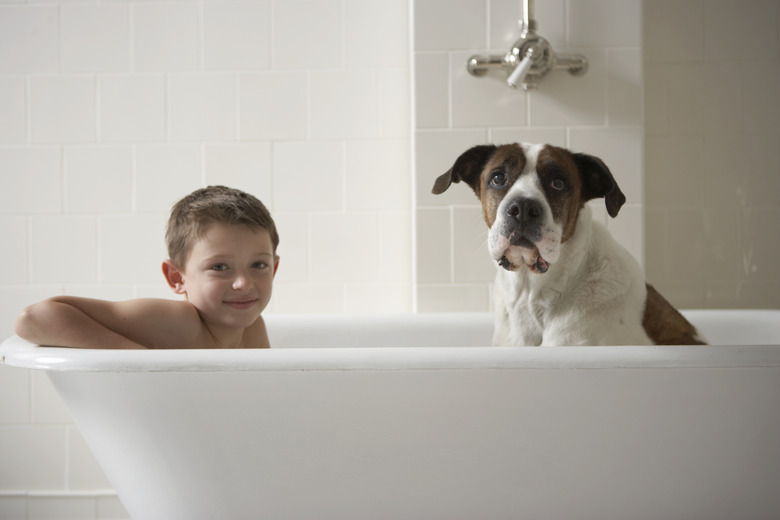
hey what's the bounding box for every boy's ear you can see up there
[273,255,280,277]
[162,260,187,294]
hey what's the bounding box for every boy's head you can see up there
[165,186,279,268]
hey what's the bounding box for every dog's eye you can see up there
[490,172,508,188]
[551,178,567,191]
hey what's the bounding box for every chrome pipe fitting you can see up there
[466,1,587,90]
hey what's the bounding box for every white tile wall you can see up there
[644,0,780,309]
[414,0,644,311]
[0,1,410,513]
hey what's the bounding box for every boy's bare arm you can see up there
[15,297,198,349]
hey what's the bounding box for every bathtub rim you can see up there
[3,309,780,373]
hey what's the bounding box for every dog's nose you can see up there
[507,198,543,223]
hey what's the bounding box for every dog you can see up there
[432,143,705,346]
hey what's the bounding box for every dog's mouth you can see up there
[491,235,551,274]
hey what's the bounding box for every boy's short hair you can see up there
[166,186,279,267]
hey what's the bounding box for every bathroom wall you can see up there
[0,1,409,517]
[644,0,780,309]
[414,0,643,310]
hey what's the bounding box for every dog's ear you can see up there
[432,145,497,196]
[572,152,626,218]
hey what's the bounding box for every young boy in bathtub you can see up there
[15,186,280,349]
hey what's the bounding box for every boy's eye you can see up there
[210,264,228,271]
[252,261,268,269]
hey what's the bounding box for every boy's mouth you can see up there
[224,298,259,310]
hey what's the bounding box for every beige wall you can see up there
[644,0,780,308]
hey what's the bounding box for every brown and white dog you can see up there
[433,143,705,346]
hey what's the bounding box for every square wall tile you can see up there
[30,217,98,284]
[416,284,490,312]
[528,49,606,126]
[30,77,96,144]
[414,0,486,51]
[239,73,307,140]
[100,215,168,283]
[310,70,378,139]
[345,140,411,211]
[309,213,379,282]
[133,3,199,71]
[274,1,342,68]
[452,206,495,283]
[203,2,272,70]
[451,51,528,128]
[0,495,25,520]
[414,53,450,128]
[0,147,62,214]
[378,68,411,139]
[27,495,97,520]
[273,141,343,212]
[65,146,132,214]
[0,5,59,73]
[0,366,29,423]
[0,77,26,143]
[0,427,66,489]
[345,283,412,313]
[135,145,202,214]
[379,211,413,283]
[169,74,236,141]
[272,213,308,283]
[568,0,641,47]
[271,282,344,313]
[99,75,166,142]
[61,4,130,72]
[489,128,567,147]
[204,144,272,204]
[345,0,409,69]
[416,207,451,283]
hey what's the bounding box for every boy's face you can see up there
[170,222,278,332]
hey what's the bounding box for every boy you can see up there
[15,186,280,349]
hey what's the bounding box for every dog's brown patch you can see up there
[643,284,706,345]
[479,145,527,227]
[535,146,584,243]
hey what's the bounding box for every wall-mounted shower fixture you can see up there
[466,0,587,90]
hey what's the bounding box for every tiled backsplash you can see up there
[413,0,643,311]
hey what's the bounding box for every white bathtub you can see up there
[2,310,780,520]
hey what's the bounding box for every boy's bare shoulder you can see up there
[241,315,271,349]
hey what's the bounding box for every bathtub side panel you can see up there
[48,367,780,520]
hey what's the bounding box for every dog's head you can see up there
[432,143,625,274]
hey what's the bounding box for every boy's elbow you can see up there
[15,299,55,342]
[15,305,36,340]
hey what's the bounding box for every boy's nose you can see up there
[232,273,250,290]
